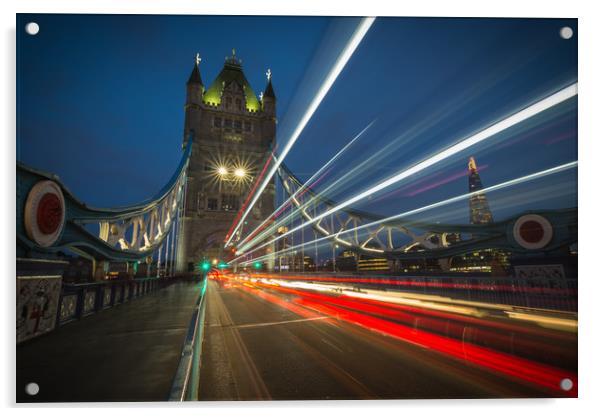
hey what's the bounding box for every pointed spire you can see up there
[263,68,275,99]
[225,48,242,68]
[187,53,203,85]
[468,156,477,173]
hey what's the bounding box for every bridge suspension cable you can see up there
[17,134,193,263]
[224,17,376,248]
[230,82,578,262]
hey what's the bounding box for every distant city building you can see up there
[302,255,316,271]
[272,227,316,272]
[397,258,442,273]
[451,157,509,275]
[275,253,315,272]
[468,157,494,224]
[336,250,358,272]
[449,249,510,274]
[276,226,289,252]
[357,256,390,272]
[275,226,292,271]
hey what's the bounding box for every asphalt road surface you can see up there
[198,279,560,400]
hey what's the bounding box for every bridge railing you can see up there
[56,277,176,327]
[258,272,577,312]
[169,276,208,401]
[273,164,577,264]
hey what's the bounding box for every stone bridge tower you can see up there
[176,51,276,273]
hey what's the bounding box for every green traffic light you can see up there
[200,261,211,272]
[253,261,262,269]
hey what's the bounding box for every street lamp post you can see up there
[301,217,305,273]
[314,229,318,272]
[332,243,336,272]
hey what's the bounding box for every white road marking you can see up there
[213,316,329,329]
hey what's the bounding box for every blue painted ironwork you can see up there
[17,134,193,262]
[277,164,577,260]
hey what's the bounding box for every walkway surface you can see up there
[17,280,201,403]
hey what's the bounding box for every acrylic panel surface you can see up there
[16,14,577,402]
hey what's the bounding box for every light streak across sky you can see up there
[234,160,577,265]
[232,83,578,258]
[236,76,516,252]
[236,121,374,251]
[224,17,377,248]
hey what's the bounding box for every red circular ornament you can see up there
[512,214,554,250]
[519,220,545,244]
[24,180,66,247]
[36,193,63,235]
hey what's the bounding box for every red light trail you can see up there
[224,152,275,245]
[213,272,577,397]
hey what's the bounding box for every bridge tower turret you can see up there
[183,54,204,148]
[261,69,276,148]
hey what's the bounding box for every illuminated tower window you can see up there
[221,194,239,211]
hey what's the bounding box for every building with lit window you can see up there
[357,256,391,272]
[335,250,358,272]
[176,51,276,272]
[468,157,494,224]
[450,157,510,274]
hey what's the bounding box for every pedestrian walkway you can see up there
[17,280,202,402]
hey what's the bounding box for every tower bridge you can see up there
[16,48,578,402]
[177,50,277,274]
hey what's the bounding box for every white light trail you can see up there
[236,121,374,252]
[234,160,577,265]
[224,17,377,248]
[231,83,577,258]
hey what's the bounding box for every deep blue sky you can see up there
[17,15,577,225]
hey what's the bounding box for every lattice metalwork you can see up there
[16,135,192,262]
[276,164,576,260]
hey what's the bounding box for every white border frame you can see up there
[3,1,601,415]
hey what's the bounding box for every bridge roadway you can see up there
[199,278,570,400]
[17,280,202,403]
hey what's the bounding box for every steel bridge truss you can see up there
[274,164,577,262]
[17,136,193,263]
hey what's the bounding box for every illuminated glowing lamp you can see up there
[212,258,218,265]
[253,261,262,270]
[217,166,228,175]
[200,261,211,272]
[234,168,246,178]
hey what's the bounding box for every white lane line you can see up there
[212,316,330,329]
